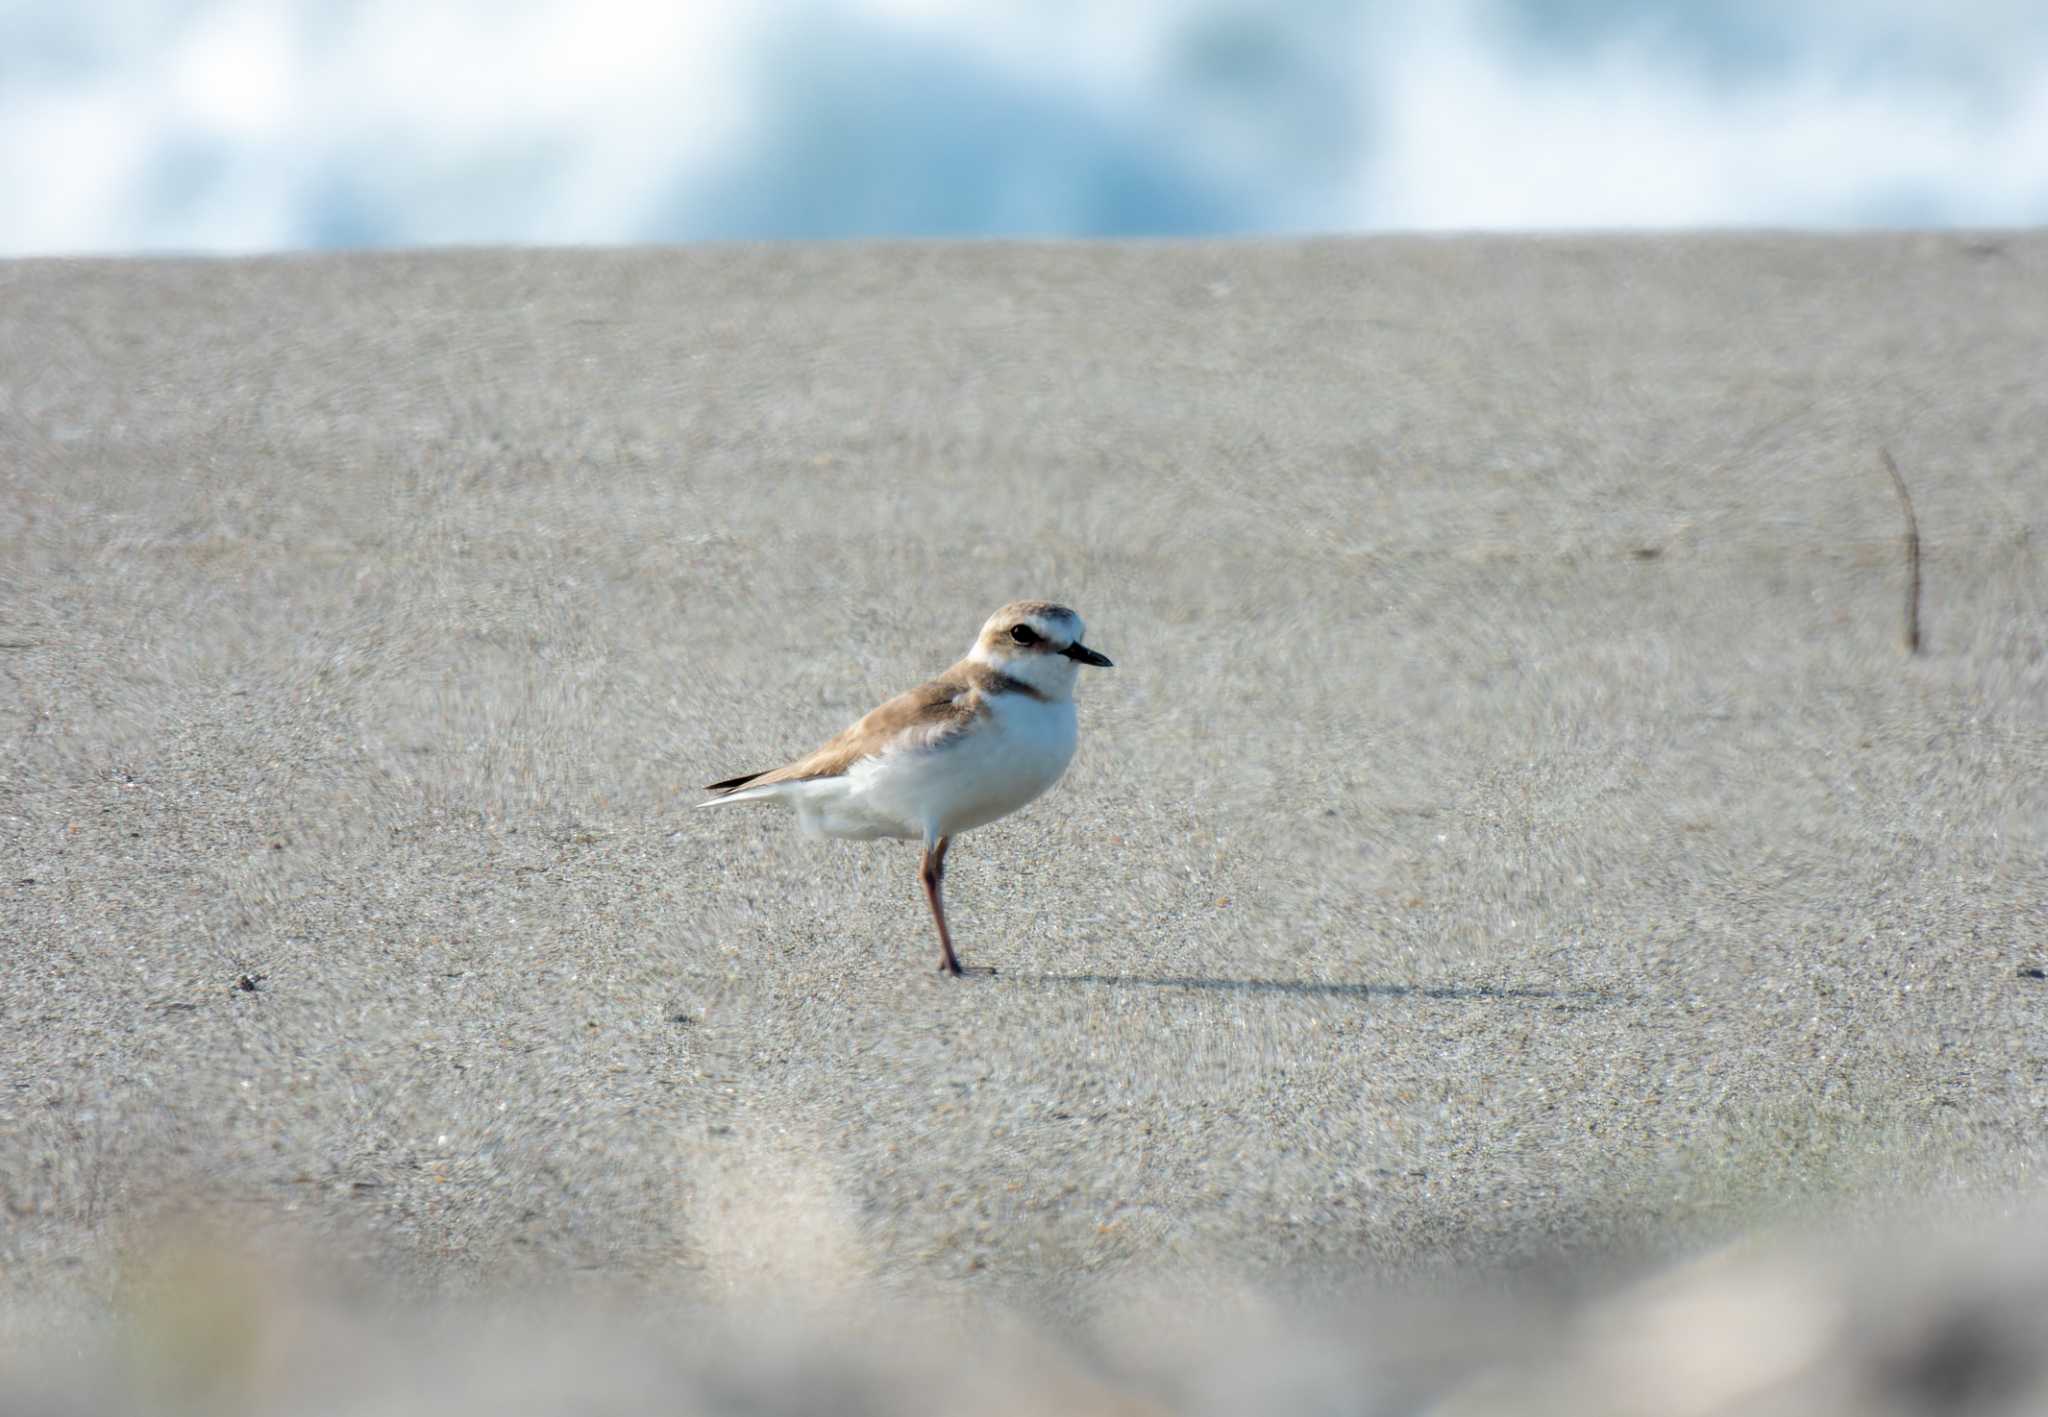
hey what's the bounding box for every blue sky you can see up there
[4,0,2045,254]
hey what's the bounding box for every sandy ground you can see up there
[2,235,2045,1409]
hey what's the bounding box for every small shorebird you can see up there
[701,600,1113,975]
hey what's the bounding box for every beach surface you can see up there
[3,235,2045,1409]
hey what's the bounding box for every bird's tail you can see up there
[698,770,802,808]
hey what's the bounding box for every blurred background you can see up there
[5,0,2046,256]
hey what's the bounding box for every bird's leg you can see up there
[920,836,960,976]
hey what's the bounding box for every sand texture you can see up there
[2,235,2045,1410]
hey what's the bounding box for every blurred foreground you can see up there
[7,1212,2048,1416]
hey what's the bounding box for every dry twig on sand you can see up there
[1879,448,1923,655]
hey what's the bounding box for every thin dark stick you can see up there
[1879,449,1922,655]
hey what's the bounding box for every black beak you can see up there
[1061,641,1113,667]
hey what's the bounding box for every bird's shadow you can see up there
[1008,972,1616,1004]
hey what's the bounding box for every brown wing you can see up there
[703,661,984,794]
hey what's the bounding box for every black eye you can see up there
[1009,624,1039,645]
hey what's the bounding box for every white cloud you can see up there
[0,0,2044,254]
[166,2,292,137]
[1363,1,2048,230]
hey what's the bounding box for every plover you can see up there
[701,601,1113,975]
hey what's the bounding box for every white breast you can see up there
[841,691,1077,842]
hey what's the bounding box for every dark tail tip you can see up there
[704,771,766,794]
